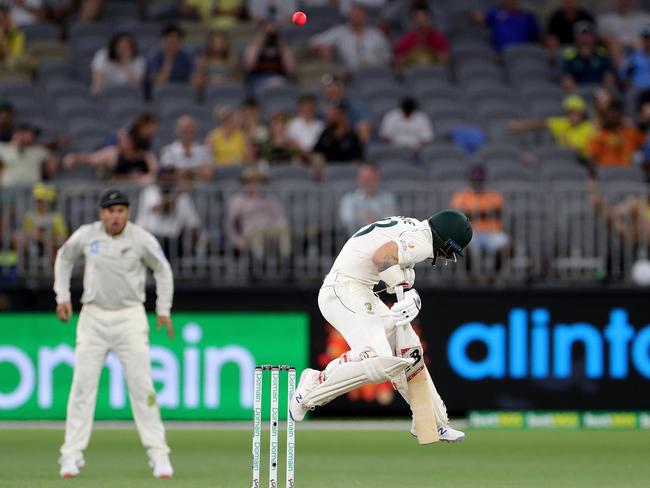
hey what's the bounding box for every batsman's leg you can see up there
[60,305,110,470]
[290,280,413,421]
[112,306,171,474]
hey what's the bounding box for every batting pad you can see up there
[303,356,414,408]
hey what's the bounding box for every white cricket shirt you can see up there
[327,216,434,286]
[54,221,174,316]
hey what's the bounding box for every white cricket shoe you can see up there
[410,422,466,443]
[150,457,174,479]
[59,457,84,478]
[289,368,320,422]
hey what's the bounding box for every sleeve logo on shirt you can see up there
[90,241,99,255]
[364,302,375,314]
[408,242,415,249]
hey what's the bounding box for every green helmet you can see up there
[427,209,473,264]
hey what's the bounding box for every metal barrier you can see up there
[1,181,648,286]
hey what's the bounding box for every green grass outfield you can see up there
[1,424,649,488]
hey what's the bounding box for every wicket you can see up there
[252,365,296,488]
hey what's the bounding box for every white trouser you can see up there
[60,304,170,463]
[318,273,448,424]
[319,275,396,357]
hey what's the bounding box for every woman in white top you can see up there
[91,32,145,95]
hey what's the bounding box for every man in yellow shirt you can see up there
[509,94,595,159]
[0,6,25,71]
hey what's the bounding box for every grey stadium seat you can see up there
[477,144,522,164]
[403,65,449,85]
[22,22,60,42]
[269,164,312,181]
[597,166,645,182]
[421,144,469,164]
[366,143,408,164]
[488,166,539,182]
[378,162,429,182]
[541,165,590,182]
[153,83,195,101]
[322,165,359,182]
[534,146,579,164]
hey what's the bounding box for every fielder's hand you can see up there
[391,289,421,326]
[56,302,72,323]
[157,316,174,340]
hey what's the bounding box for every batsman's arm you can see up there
[53,227,87,307]
[372,241,407,292]
[141,232,174,317]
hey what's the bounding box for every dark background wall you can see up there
[2,285,649,416]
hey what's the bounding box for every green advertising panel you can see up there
[0,312,308,420]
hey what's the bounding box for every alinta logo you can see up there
[448,308,650,380]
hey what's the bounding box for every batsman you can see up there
[290,210,472,443]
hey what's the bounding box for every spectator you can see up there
[91,32,145,96]
[314,100,364,163]
[20,183,68,263]
[586,99,645,168]
[620,25,650,101]
[471,0,540,52]
[509,95,595,159]
[591,87,617,127]
[546,0,595,53]
[287,94,325,158]
[379,97,434,154]
[192,30,239,94]
[0,124,57,187]
[242,20,295,93]
[0,6,28,73]
[322,74,371,143]
[260,111,294,163]
[240,97,269,160]
[160,115,213,181]
[450,165,510,255]
[147,25,194,86]
[136,173,201,258]
[247,0,297,23]
[394,5,449,69]
[562,21,616,92]
[64,113,159,183]
[205,106,252,166]
[7,0,46,26]
[599,0,650,67]
[226,168,291,261]
[339,163,396,236]
[179,0,245,29]
[0,102,15,142]
[310,4,390,72]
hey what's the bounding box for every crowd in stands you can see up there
[2,0,650,283]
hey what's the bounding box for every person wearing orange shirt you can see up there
[586,99,645,169]
[450,165,510,254]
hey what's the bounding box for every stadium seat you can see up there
[366,143,410,164]
[322,165,359,182]
[354,66,396,86]
[489,165,539,182]
[269,164,312,181]
[22,22,60,42]
[534,146,579,164]
[378,162,428,182]
[597,166,645,182]
[153,83,195,102]
[541,165,590,182]
[477,144,522,165]
[403,65,449,85]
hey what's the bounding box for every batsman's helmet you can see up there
[427,209,473,264]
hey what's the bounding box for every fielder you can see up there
[54,189,174,478]
[290,210,472,442]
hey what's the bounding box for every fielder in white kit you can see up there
[290,210,472,442]
[54,189,174,478]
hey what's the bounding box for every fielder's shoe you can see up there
[410,422,466,443]
[150,457,174,479]
[289,368,320,422]
[59,457,84,478]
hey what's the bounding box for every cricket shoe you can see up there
[150,457,174,478]
[289,368,320,422]
[59,457,85,478]
[410,422,465,443]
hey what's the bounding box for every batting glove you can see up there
[391,289,421,326]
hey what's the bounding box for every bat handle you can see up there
[395,284,407,301]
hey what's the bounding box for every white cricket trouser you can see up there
[318,273,448,425]
[60,304,170,463]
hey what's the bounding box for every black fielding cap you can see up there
[99,189,130,208]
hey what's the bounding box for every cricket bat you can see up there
[395,286,439,445]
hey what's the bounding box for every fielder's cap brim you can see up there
[99,189,130,208]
